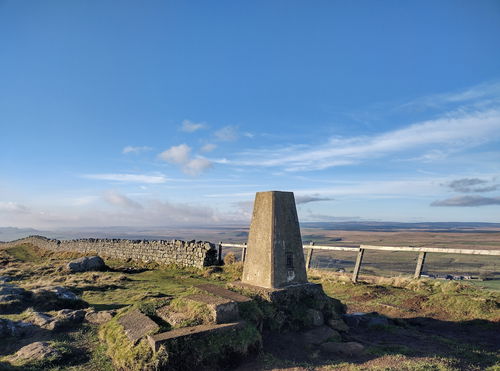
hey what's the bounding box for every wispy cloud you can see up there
[399,81,500,111]
[201,143,217,152]
[222,108,500,171]
[446,178,499,193]
[214,126,238,141]
[180,119,206,133]
[0,201,30,213]
[83,173,167,184]
[103,190,143,209]
[295,195,333,204]
[431,196,500,207]
[159,144,213,176]
[122,146,152,154]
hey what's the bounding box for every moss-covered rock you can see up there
[99,308,167,371]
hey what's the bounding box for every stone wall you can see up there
[0,235,218,268]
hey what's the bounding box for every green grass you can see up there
[5,244,47,263]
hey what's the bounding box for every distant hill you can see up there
[301,221,500,232]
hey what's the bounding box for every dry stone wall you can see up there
[1,236,218,268]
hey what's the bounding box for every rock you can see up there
[46,309,86,331]
[67,256,106,273]
[85,309,116,324]
[0,276,13,283]
[33,286,79,301]
[156,305,191,327]
[0,283,29,302]
[0,318,35,337]
[328,319,349,332]
[31,286,85,310]
[11,341,62,362]
[303,325,341,345]
[306,308,324,327]
[320,341,365,356]
[27,312,53,327]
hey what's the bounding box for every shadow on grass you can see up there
[237,316,500,370]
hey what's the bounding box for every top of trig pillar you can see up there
[241,191,308,289]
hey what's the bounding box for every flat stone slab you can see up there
[196,283,252,303]
[118,309,159,344]
[229,281,324,303]
[185,294,239,324]
[148,321,246,352]
[156,305,191,327]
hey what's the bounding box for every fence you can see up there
[218,242,500,283]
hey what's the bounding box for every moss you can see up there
[168,297,214,327]
[98,308,167,371]
[162,322,262,370]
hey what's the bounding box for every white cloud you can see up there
[214,126,238,141]
[122,146,152,154]
[83,173,168,184]
[103,190,143,209]
[201,143,217,152]
[184,158,213,176]
[159,144,191,164]
[180,120,206,133]
[225,108,500,171]
[159,144,213,176]
[0,201,30,213]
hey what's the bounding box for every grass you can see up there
[309,270,500,321]
[1,242,499,370]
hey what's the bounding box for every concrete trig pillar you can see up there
[241,191,308,288]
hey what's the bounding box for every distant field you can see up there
[223,226,500,288]
[3,224,500,288]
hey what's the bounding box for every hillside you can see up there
[0,242,498,370]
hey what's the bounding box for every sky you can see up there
[1,0,500,229]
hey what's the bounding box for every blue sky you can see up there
[1,0,500,228]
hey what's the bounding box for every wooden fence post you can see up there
[306,242,314,270]
[352,248,365,283]
[414,251,427,279]
[218,242,222,265]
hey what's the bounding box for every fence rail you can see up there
[219,242,500,283]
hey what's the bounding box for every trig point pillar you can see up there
[241,191,308,288]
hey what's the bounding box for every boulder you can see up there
[26,309,85,331]
[67,256,106,273]
[303,325,340,345]
[11,341,62,362]
[31,286,86,310]
[320,341,365,356]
